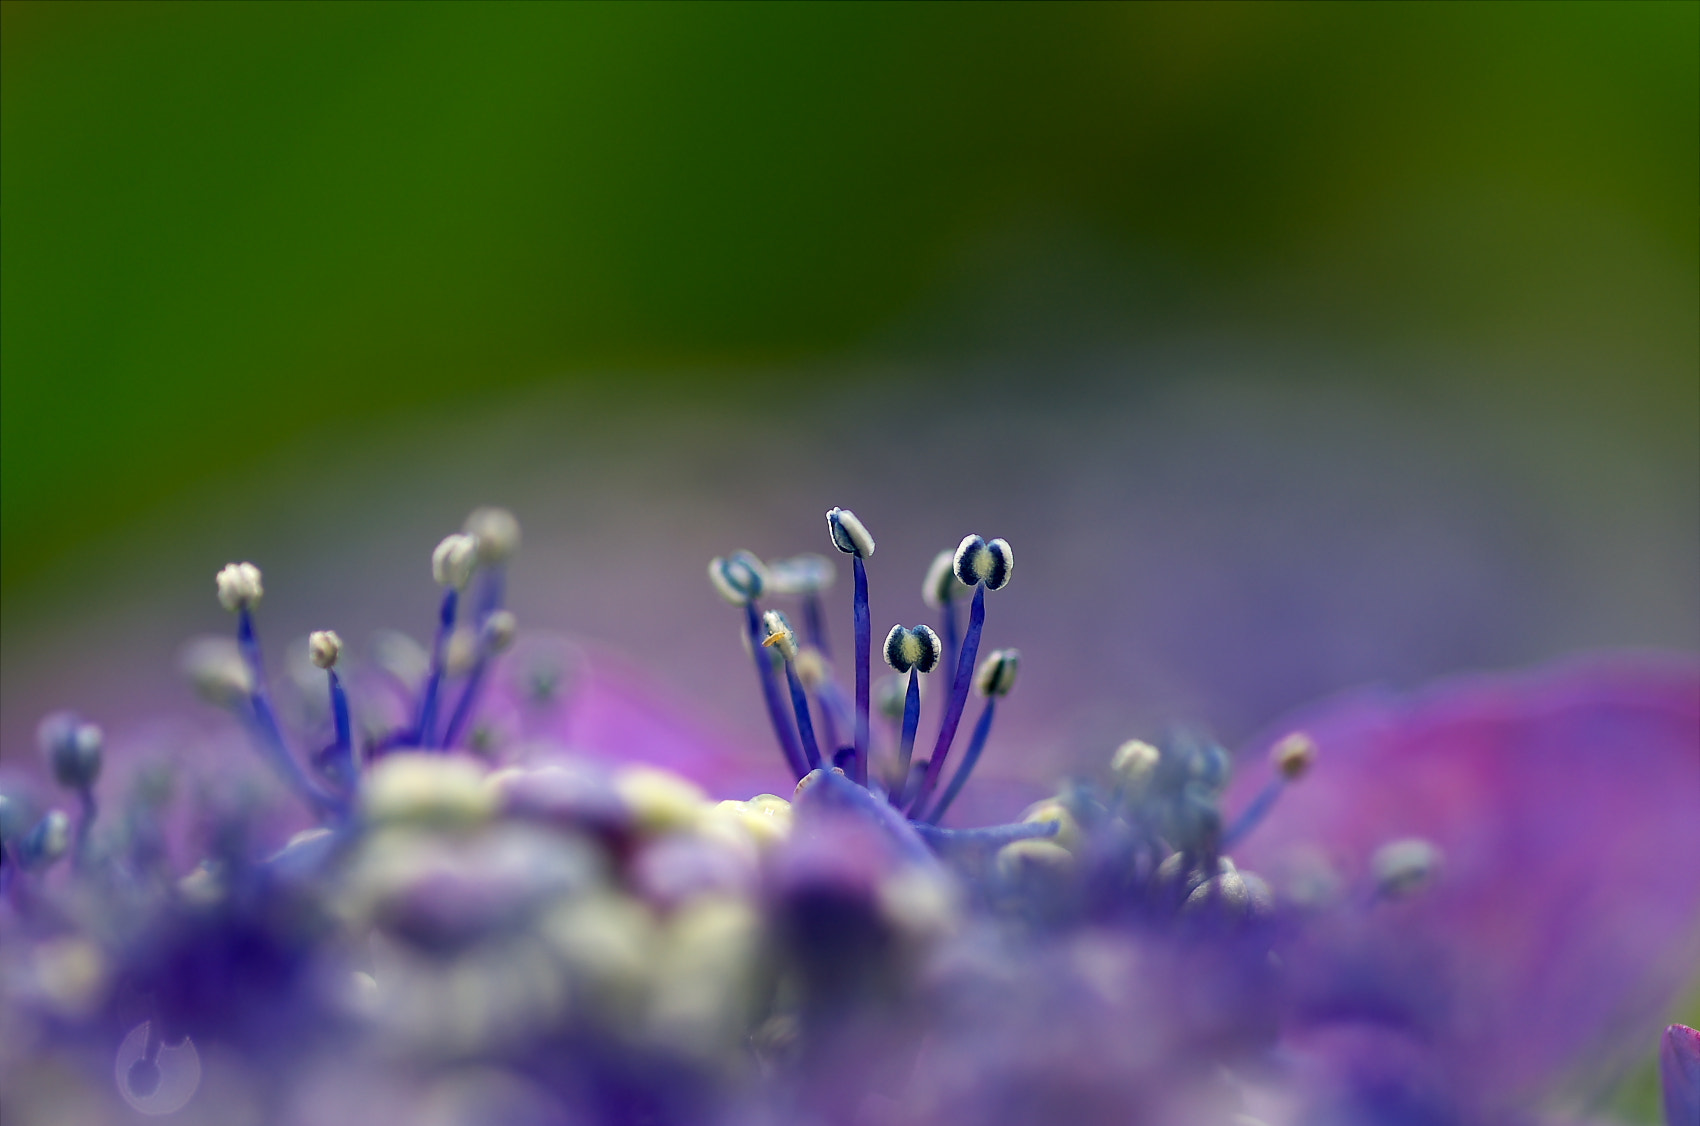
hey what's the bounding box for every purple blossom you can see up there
[1,506,1696,1126]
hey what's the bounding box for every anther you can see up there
[1111,739,1161,798]
[974,648,1019,697]
[215,562,263,612]
[482,609,518,653]
[921,549,963,608]
[308,630,342,670]
[883,625,942,674]
[952,535,1013,591]
[1372,838,1442,898]
[432,533,479,590]
[761,610,800,662]
[1271,732,1315,781]
[825,507,875,558]
[708,552,768,606]
[463,506,522,564]
[38,713,103,792]
[766,553,835,596]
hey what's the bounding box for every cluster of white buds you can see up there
[826,507,876,558]
[974,649,1020,697]
[432,534,479,589]
[953,534,1013,590]
[215,562,264,612]
[882,625,942,674]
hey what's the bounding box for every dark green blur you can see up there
[3,1,1696,596]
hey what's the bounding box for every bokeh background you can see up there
[4,2,1696,800]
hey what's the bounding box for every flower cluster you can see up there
[1,505,1696,1126]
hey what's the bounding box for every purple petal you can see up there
[1228,653,1700,1107]
[1666,1024,1700,1126]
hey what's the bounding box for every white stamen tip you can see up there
[765,553,836,596]
[431,533,479,589]
[1111,739,1161,794]
[463,506,522,563]
[215,562,264,612]
[1271,732,1316,781]
[708,552,768,606]
[1372,838,1442,897]
[974,648,1020,697]
[482,609,518,654]
[308,630,343,670]
[952,534,1013,591]
[760,610,799,662]
[921,549,966,608]
[826,507,875,558]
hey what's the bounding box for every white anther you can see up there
[1270,732,1316,781]
[708,552,767,606]
[180,637,253,704]
[760,610,798,662]
[215,562,264,612]
[482,609,518,653]
[1111,739,1161,796]
[1372,838,1442,897]
[765,553,836,596]
[921,549,965,608]
[974,648,1020,697]
[309,630,343,670]
[826,507,875,558]
[463,506,522,564]
[952,534,1013,591]
[432,533,479,589]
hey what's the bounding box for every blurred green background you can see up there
[4,0,1695,606]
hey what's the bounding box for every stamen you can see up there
[309,631,356,789]
[883,625,942,804]
[1222,732,1315,849]
[440,609,518,749]
[217,563,334,816]
[39,713,102,868]
[464,507,519,620]
[711,556,807,777]
[709,551,769,606]
[923,649,1019,824]
[416,534,478,747]
[826,508,875,786]
[922,548,964,680]
[910,533,1010,816]
[764,611,823,770]
[1371,837,1442,899]
[1110,739,1161,802]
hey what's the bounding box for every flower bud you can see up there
[215,561,263,612]
[431,533,479,589]
[974,649,1020,697]
[309,630,343,670]
[463,506,522,563]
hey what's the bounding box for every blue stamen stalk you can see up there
[911,818,1057,851]
[852,555,871,786]
[783,664,824,770]
[802,591,831,659]
[924,697,996,825]
[1222,777,1284,849]
[326,668,356,784]
[73,788,97,871]
[895,668,922,797]
[746,603,808,779]
[413,587,459,748]
[440,660,488,749]
[237,608,333,815]
[909,583,985,816]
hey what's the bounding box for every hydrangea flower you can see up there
[1,505,1695,1126]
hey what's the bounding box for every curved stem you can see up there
[237,608,336,816]
[414,587,459,748]
[924,697,996,825]
[746,602,807,778]
[784,664,823,770]
[909,583,984,816]
[852,555,871,786]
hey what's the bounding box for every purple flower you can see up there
[1665,1024,1700,1126]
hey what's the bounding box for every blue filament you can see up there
[909,583,985,816]
[911,818,1057,851]
[783,662,824,770]
[1222,777,1284,849]
[236,608,334,816]
[413,587,459,748]
[923,696,996,825]
[893,668,922,803]
[851,556,871,786]
[745,603,808,779]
